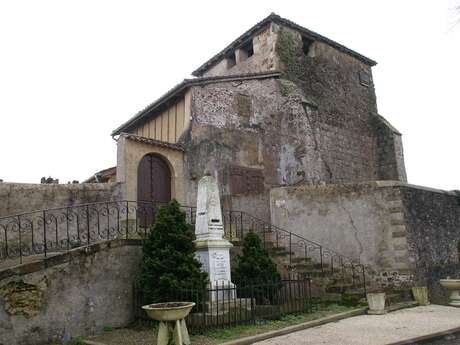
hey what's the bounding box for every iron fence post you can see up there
[362,265,367,297]
[229,210,233,241]
[3,226,7,260]
[263,224,266,249]
[18,216,22,264]
[43,210,47,258]
[320,246,323,273]
[351,263,355,286]
[66,208,70,251]
[240,211,244,240]
[106,202,110,240]
[250,283,255,325]
[86,205,90,245]
[126,201,129,239]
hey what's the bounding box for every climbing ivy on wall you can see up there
[276,28,305,83]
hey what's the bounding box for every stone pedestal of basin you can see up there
[142,302,195,345]
[440,279,460,307]
[411,286,430,306]
[366,292,386,315]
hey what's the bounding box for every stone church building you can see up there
[111,13,438,277]
[1,12,458,290]
[113,13,406,212]
[2,14,460,345]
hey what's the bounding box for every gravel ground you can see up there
[255,305,460,345]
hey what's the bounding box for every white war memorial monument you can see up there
[194,173,236,300]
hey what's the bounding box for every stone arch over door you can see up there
[116,134,186,206]
[137,153,172,204]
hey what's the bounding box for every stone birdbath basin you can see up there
[440,279,460,307]
[142,302,195,345]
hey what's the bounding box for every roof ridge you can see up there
[191,13,376,77]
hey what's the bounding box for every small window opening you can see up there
[302,36,314,56]
[227,52,236,69]
[241,40,254,59]
[359,70,371,87]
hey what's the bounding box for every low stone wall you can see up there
[0,182,122,217]
[269,181,409,274]
[269,181,460,292]
[0,239,142,345]
[401,186,460,304]
[401,186,460,269]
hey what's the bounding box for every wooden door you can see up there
[137,154,171,227]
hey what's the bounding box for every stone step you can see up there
[342,289,367,305]
[297,270,331,278]
[269,250,294,258]
[322,292,343,303]
[291,262,331,271]
[290,257,313,264]
[268,246,289,253]
[326,283,355,294]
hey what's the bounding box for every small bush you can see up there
[139,200,208,303]
[232,231,282,303]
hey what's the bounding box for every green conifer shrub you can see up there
[232,231,282,303]
[139,200,208,303]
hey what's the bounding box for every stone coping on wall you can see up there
[272,180,457,197]
[373,180,458,196]
[0,239,142,281]
[0,182,121,189]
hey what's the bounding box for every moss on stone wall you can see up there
[0,280,46,318]
[276,28,304,83]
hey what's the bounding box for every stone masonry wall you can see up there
[269,182,412,279]
[374,116,407,182]
[186,24,406,221]
[270,181,460,293]
[275,25,406,183]
[402,186,460,267]
[0,182,122,217]
[202,23,279,78]
[186,72,402,220]
[401,186,460,302]
[0,239,142,345]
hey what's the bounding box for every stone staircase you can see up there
[227,215,413,308]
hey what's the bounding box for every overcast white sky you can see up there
[0,0,459,190]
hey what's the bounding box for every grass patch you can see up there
[200,303,356,343]
[83,304,360,345]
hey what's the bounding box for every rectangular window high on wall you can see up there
[227,52,236,69]
[241,40,254,59]
[302,36,314,56]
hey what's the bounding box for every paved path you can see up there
[255,305,460,345]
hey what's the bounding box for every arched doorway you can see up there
[137,154,171,226]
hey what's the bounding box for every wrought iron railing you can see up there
[134,277,312,332]
[0,200,369,294]
[222,210,369,292]
[0,200,195,264]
